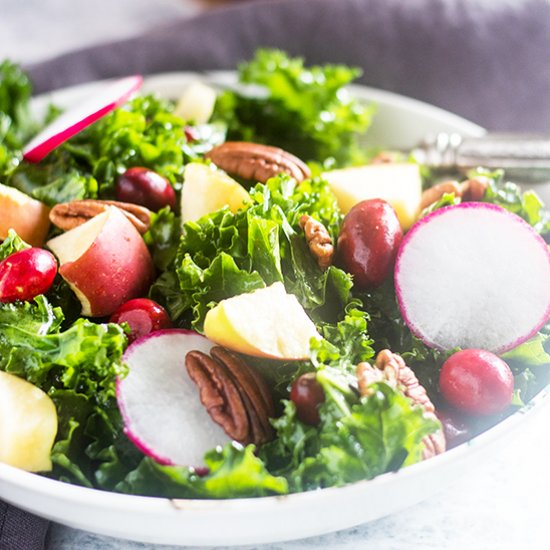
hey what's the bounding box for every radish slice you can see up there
[23,75,143,163]
[395,202,550,353]
[117,329,231,467]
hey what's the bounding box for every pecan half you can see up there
[299,214,334,270]
[357,349,446,459]
[205,141,311,184]
[185,346,275,446]
[419,180,462,211]
[49,199,152,234]
[459,176,490,202]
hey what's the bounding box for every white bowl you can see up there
[0,73,547,547]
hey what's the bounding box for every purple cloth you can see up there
[24,0,550,131]
[0,501,48,550]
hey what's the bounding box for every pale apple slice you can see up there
[0,183,50,246]
[181,162,251,224]
[47,206,154,317]
[322,163,422,229]
[23,75,143,163]
[0,370,57,472]
[173,81,217,124]
[204,282,321,360]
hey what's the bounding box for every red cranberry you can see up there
[184,126,199,142]
[116,167,176,211]
[435,409,472,449]
[0,248,57,302]
[109,298,172,342]
[336,199,403,289]
[290,373,325,426]
[439,349,514,416]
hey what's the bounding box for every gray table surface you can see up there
[3,2,550,548]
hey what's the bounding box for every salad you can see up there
[0,50,549,500]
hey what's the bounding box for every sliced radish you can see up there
[395,202,550,353]
[117,329,231,467]
[23,75,143,163]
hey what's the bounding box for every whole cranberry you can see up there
[435,408,472,449]
[109,298,172,342]
[439,349,514,416]
[290,372,325,426]
[336,199,403,289]
[116,167,176,211]
[0,248,57,303]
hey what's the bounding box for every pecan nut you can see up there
[205,141,311,184]
[299,214,334,270]
[185,346,275,446]
[49,199,152,234]
[357,349,446,459]
[419,180,462,211]
[459,176,489,202]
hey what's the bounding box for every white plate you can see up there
[0,73,548,547]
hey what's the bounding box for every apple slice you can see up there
[117,329,230,466]
[23,75,143,163]
[173,81,217,124]
[47,206,154,317]
[322,163,422,229]
[204,282,321,360]
[0,370,57,472]
[0,183,50,246]
[181,162,251,224]
[395,202,550,353]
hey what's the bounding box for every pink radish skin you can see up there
[395,202,550,353]
[117,329,231,467]
[23,76,143,163]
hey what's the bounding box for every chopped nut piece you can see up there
[460,176,490,202]
[49,199,152,234]
[299,214,334,270]
[185,346,275,446]
[357,349,446,459]
[370,151,399,164]
[205,141,311,184]
[419,180,462,211]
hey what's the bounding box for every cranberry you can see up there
[184,126,199,142]
[336,199,403,289]
[439,349,514,416]
[109,298,172,342]
[290,373,325,426]
[0,248,57,303]
[435,408,472,449]
[116,167,176,211]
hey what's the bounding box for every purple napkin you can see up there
[0,501,49,550]
[25,0,550,131]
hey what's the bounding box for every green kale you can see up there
[155,174,351,330]
[118,443,287,498]
[213,49,373,165]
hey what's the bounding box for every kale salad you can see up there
[0,50,549,500]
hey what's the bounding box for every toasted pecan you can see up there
[49,199,152,234]
[205,141,311,184]
[299,214,334,270]
[185,347,274,446]
[357,349,446,459]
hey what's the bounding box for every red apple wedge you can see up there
[47,206,154,317]
[0,183,50,246]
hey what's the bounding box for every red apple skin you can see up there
[57,209,155,317]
